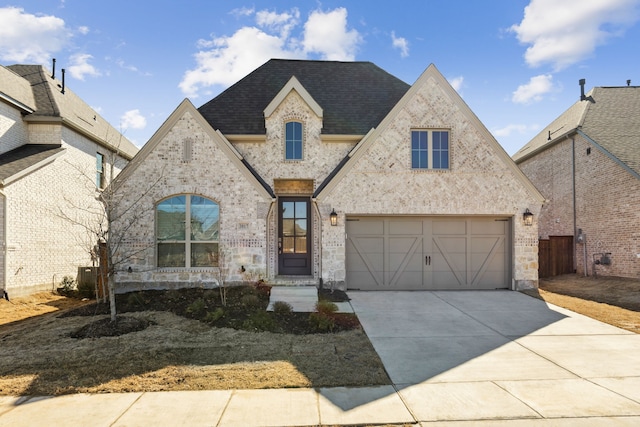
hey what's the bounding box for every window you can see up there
[96,153,105,188]
[156,195,219,267]
[285,121,303,160]
[411,130,449,170]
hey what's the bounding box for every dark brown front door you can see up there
[278,197,311,275]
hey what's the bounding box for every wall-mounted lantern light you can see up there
[523,208,534,226]
[330,209,338,226]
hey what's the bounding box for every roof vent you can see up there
[60,68,65,94]
[627,79,631,86]
[51,58,56,79]
[579,78,586,101]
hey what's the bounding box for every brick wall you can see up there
[518,134,640,278]
[115,74,543,291]
[0,102,29,154]
[113,109,272,292]
[320,74,542,289]
[3,124,126,297]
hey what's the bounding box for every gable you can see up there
[264,76,322,120]
[316,64,544,205]
[111,99,274,199]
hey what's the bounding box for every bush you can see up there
[272,301,293,315]
[242,310,277,332]
[315,300,338,315]
[309,312,335,332]
[204,307,225,323]
[186,298,206,317]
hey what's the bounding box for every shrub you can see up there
[186,298,206,317]
[309,312,335,332]
[242,311,277,332]
[204,307,225,323]
[315,300,338,315]
[272,301,293,315]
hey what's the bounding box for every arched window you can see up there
[156,195,219,267]
[285,121,303,160]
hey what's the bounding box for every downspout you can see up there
[312,200,323,288]
[0,190,6,297]
[572,136,577,273]
[266,200,275,280]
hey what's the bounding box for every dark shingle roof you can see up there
[580,87,640,176]
[197,59,410,135]
[513,86,640,177]
[0,144,65,185]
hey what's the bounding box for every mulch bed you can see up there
[62,284,359,338]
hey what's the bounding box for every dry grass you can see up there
[0,292,389,396]
[3,275,638,397]
[522,274,640,334]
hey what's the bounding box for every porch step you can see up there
[266,286,353,313]
[268,276,320,286]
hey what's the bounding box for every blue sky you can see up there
[1,0,639,155]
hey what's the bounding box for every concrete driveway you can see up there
[349,290,640,424]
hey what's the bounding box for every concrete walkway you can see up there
[2,290,640,426]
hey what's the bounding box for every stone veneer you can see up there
[114,68,543,292]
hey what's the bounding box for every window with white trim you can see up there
[285,121,303,160]
[411,130,450,170]
[156,195,219,267]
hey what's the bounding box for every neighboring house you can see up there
[0,64,138,297]
[112,59,543,292]
[513,82,640,279]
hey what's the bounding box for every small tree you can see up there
[60,147,163,322]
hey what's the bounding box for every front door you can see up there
[278,197,312,275]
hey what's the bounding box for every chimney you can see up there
[579,79,586,101]
[51,58,56,79]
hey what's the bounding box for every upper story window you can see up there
[411,130,449,170]
[285,121,303,160]
[156,195,219,268]
[96,153,105,188]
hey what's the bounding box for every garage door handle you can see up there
[425,256,431,265]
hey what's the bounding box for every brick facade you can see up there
[114,64,543,292]
[519,134,640,278]
[1,125,127,297]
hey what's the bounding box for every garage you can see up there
[346,217,511,290]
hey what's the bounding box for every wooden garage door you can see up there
[346,217,510,290]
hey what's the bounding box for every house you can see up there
[111,59,543,292]
[513,81,640,279]
[0,64,138,297]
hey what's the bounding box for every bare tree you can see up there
[60,149,163,322]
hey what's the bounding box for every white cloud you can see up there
[120,109,147,130]
[67,53,100,80]
[179,7,362,98]
[493,123,539,137]
[512,74,554,104]
[77,26,89,35]
[302,8,361,60]
[391,31,409,57]
[256,8,300,38]
[0,7,70,63]
[448,76,464,93]
[511,0,640,70]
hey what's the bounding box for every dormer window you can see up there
[285,121,303,160]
